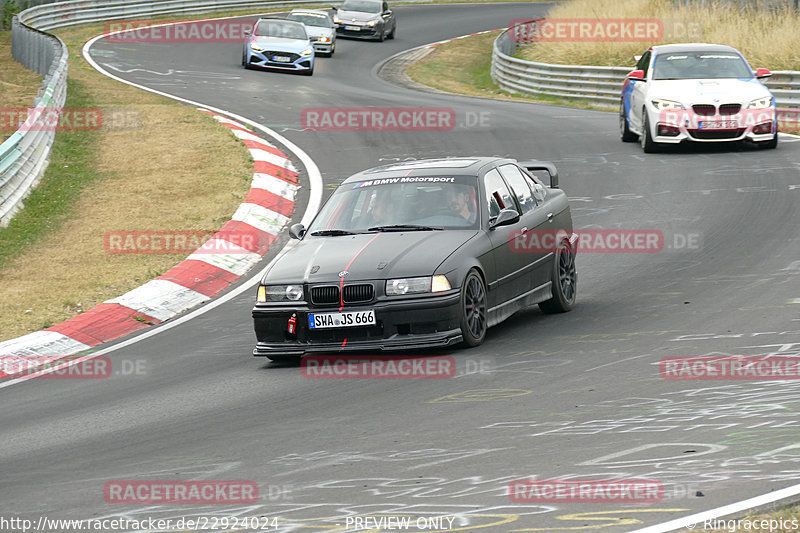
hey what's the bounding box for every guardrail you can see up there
[491,28,800,109]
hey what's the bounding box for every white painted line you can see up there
[229,128,277,144]
[106,279,209,322]
[248,148,294,168]
[629,482,800,532]
[188,242,262,276]
[231,203,291,235]
[789,298,800,304]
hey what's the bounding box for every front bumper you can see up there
[252,290,462,356]
[311,42,334,53]
[335,23,382,39]
[647,106,776,144]
[246,49,313,71]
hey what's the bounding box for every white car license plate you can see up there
[699,120,738,129]
[272,55,291,63]
[308,310,376,329]
[344,25,360,31]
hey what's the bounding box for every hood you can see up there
[650,78,771,105]
[304,26,334,38]
[264,230,477,284]
[337,10,381,23]
[249,35,309,51]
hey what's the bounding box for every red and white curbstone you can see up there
[0,110,297,364]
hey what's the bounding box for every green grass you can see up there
[0,78,102,270]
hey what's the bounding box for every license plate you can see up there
[308,310,376,329]
[344,25,360,31]
[272,55,291,63]
[699,120,738,130]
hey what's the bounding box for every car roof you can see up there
[256,17,306,28]
[341,157,510,183]
[650,43,741,55]
[288,9,331,17]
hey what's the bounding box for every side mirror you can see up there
[331,5,338,10]
[755,67,772,79]
[289,223,306,240]
[244,29,251,35]
[532,182,546,203]
[490,208,520,230]
[627,69,645,81]
[633,54,642,62]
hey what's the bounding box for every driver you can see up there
[368,190,396,226]
[448,186,476,223]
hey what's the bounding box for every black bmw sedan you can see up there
[252,157,576,361]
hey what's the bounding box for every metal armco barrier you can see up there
[491,28,800,110]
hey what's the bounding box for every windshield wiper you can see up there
[310,229,359,236]
[367,224,443,232]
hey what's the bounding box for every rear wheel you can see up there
[539,238,576,314]
[620,100,637,142]
[640,110,658,153]
[459,269,487,347]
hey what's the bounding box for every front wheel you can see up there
[640,110,658,153]
[620,100,637,142]
[757,132,778,149]
[376,26,386,42]
[387,24,395,39]
[539,238,576,314]
[459,269,487,347]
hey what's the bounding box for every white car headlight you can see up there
[333,15,340,24]
[651,99,684,111]
[385,276,451,295]
[301,47,314,56]
[257,285,304,302]
[366,19,377,27]
[317,36,331,43]
[748,96,773,109]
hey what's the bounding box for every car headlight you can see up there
[317,36,331,43]
[250,44,264,52]
[748,96,773,109]
[385,276,451,295]
[301,47,314,56]
[333,15,340,24]
[257,285,304,302]
[366,19,377,27]
[651,99,684,111]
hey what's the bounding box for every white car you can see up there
[620,43,777,152]
[287,9,336,56]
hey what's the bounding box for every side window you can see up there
[383,2,389,12]
[637,50,651,77]
[498,164,535,214]
[483,168,515,220]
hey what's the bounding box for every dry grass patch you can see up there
[0,22,253,341]
[518,0,800,69]
[0,30,44,143]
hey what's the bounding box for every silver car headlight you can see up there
[333,15,340,24]
[748,96,773,109]
[257,285,304,302]
[385,276,451,296]
[317,36,331,43]
[366,19,377,27]
[651,99,684,111]
[301,47,314,56]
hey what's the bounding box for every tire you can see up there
[329,42,336,56]
[387,24,395,39]
[640,110,658,153]
[302,66,314,76]
[757,132,778,149]
[376,25,385,42]
[539,238,577,314]
[459,269,487,347]
[620,100,637,142]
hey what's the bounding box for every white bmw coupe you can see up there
[620,43,777,152]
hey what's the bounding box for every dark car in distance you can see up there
[333,0,396,41]
[252,157,577,361]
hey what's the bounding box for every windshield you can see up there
[288,13,332,28]
[652,52,753,80]
[254,20,307,39]
[340,0,382,13]
[308,176,480,233]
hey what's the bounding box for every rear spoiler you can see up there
[518,159,559,188]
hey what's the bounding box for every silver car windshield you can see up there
[652,52,753,80]
[308,177,480,232]
[254,21,307,39]
[289,14,332,28]
[340,0,382,13]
